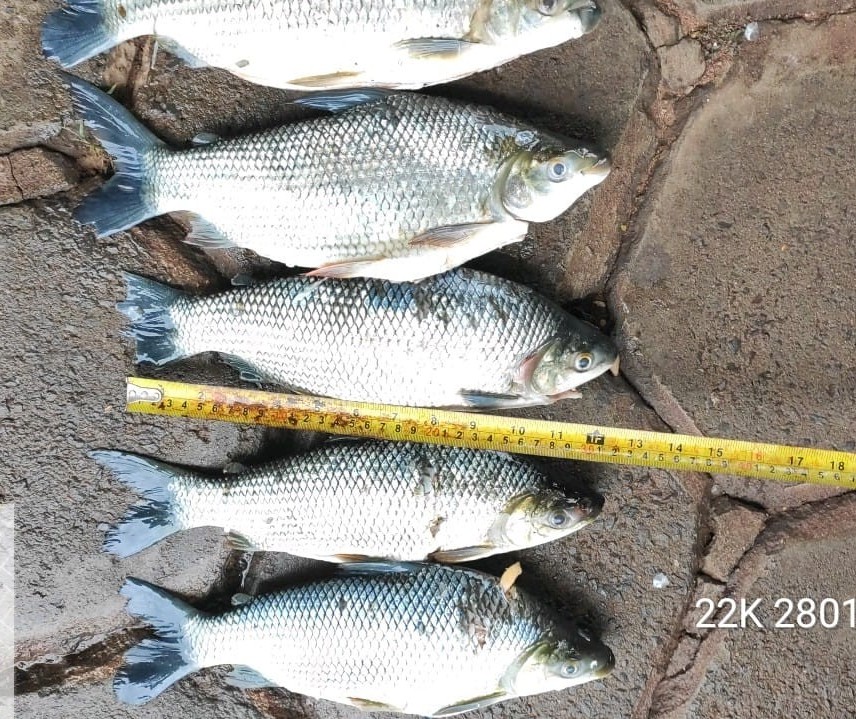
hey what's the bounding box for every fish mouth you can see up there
[590,648,616,679]
[569,0,602,33]
[580,156,611,178]
[608,355,620,376]
[568,494,604,525]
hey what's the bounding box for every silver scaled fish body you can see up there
[63,77,610,281]
[92,442,603,561]
[43,0,602,90]
[115,564,615,713]
[118,268,620,408]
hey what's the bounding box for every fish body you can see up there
[118,268,619,408]
[93,442,602,561]
[116,564,614,713]
[64,78,610,281]
[43,0,602,90]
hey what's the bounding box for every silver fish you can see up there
[64,77,610,281]
[118,268,620,408]
[43,0,602,91]
[115,564,615,713]
[92,442,602,562]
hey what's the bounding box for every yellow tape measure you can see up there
[126,377,856,489]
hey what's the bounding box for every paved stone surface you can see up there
[15,674,264,718]
[688,501,856,718]
[1,197,264,663]
[614,14,856,513]
[6,2,856,719]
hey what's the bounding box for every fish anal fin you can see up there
[394,38,479,60]
[287,71,373,91]
[458,391,537,410]
[292,89,392,112]
[226,665,276,689]
[347,697,403,712]
[304,257,388,279]
[429,545,494,563]
[224,531,258,552]
[179,213,235,250]
[435,691,508,716]
[331,553,375,563]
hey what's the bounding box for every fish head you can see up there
[497,489,603,547]
[510,632,615,695]
[499,139,610,223]
[521,324,620,398]
[483,0,603,46]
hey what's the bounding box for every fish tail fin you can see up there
[115,578,204,705]
[117,273,187,366]
[91,450,185,558]
[65,75,164,237]
[42,1,115,68]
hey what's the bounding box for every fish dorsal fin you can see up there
[293,89,392,113]
[225,665,276,689]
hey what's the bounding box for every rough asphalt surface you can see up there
[3,0,855,717]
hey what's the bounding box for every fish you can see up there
[42,0,602,91]
[117,268,620,408]
[92,441,603,562]
[62,76,610,281]
[114,563,615,713]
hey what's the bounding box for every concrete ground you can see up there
[3,0,855,717]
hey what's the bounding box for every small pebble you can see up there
[744,22,760,41]
[653,572,670,589]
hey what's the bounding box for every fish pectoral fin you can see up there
[224,531,259,552]
[408,222,495,248]
[346,697,404,712]
[220,354,264,385]
[394,37,480,60]
[458,390,542,410]
[287,71,369,91]
[434,691,509,716]
[176,213,236,250]
[429,545,494,563]
[225,665,277,689]
[292,89,391,112]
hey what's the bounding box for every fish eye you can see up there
[573,352,594,372]
[549,510,568,527]
[560,661,579,678]
[539,0,558,13]
[547,160,567,181]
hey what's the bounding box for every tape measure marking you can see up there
[126,377,856,489]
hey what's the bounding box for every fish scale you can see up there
[167,270,569,406]
[187,564,550,709]
[147,94,512,266]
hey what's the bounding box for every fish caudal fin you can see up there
[42,1,114,68]
[91,450,184,558]
[65,75,164,237]
[117,273,186,366]
[115,578,202,705]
